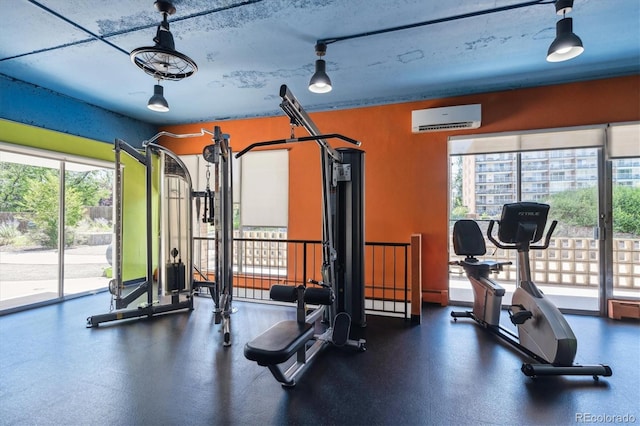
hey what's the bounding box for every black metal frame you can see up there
[192,126,235,346]
[86,139,194,327]
[241,85,367,386]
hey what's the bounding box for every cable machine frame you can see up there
[87,139,194,327]
[87,128,234,345]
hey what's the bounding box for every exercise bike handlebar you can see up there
[487,219,558,250]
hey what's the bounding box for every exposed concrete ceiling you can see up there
[1,0,638,126]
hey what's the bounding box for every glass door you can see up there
[527,148,601,311]
[449,125,639,315]
[1,150,114,311]
[611,157,640,300]
[63,163,113,297]
[0,152,61,309]
[449,147,602,312]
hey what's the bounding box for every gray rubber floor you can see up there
[0,293,638,425]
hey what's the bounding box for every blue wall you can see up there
[0,74,157,147]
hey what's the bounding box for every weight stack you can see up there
[333,148,366,327]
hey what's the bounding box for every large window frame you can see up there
[448,122,640,316]
[0,142,114,313]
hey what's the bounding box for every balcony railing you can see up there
[447,222,639,292]
[194,235,411,319]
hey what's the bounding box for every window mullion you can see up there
[58,161,65,298]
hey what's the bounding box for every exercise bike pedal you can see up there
[509,305,533,325]
[332,312,351,346]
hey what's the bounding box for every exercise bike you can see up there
[450,202,612,379]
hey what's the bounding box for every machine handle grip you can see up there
[487,220,511,249]
[531,220,557,250]
[487,219,558,250]
[307,279,330,288]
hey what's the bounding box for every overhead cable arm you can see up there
[278,84,345,163]
[235,134,360,159]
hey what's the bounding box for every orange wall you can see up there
[160,75,640,304]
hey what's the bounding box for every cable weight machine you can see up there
[243,85,366,386]
[193,126,235,346]
[87,127,235,347]
[87,139,195,327]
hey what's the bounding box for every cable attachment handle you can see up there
[307,279,330,288]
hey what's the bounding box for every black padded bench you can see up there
[244,284,335,386]
[244,320,314,366]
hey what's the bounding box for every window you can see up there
[0,148,113,311]
[181,149,289,278]
[449,123,640,314]
[239,149,288,230]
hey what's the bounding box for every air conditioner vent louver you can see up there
[412,104,481,133]
[417,122,477,132]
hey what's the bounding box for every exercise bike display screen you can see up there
[498,202,549,244]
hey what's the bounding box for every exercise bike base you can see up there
[522,363,613,379]
[452,310,613,379]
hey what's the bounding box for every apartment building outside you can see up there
[459,149,640,218]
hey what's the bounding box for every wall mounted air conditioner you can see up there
[411,104,481,133]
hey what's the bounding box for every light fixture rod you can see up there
[25,0,130,56]
[318,0,554,46]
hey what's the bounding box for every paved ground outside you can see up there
[0,244,110,308]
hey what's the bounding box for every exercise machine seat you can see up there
[453,219,486,257]
[244,321,314,366]
[453,219,501,272]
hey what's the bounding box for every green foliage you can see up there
[1,160,113,248]
[451,205,469,219]
[233,204,241,230]
[0,163,50,212]
[547,185,640,236]
[66,170,112,206]
[20,172,84,247]
[450,156,465,218]
[547,187,598,227]
[1,164,112,212]
[613,185,640,235]
[0,221,20,246]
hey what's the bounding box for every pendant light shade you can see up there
[148,84,169,112]
[546,17,584,62]
[309,42,332,93]
[309,59,332,93]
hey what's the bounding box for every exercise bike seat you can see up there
[453,220,487,257]
[452,220,511,277]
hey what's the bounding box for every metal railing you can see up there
[365,242,410,317]
[194,236,411,318]
[447,221,640,292]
